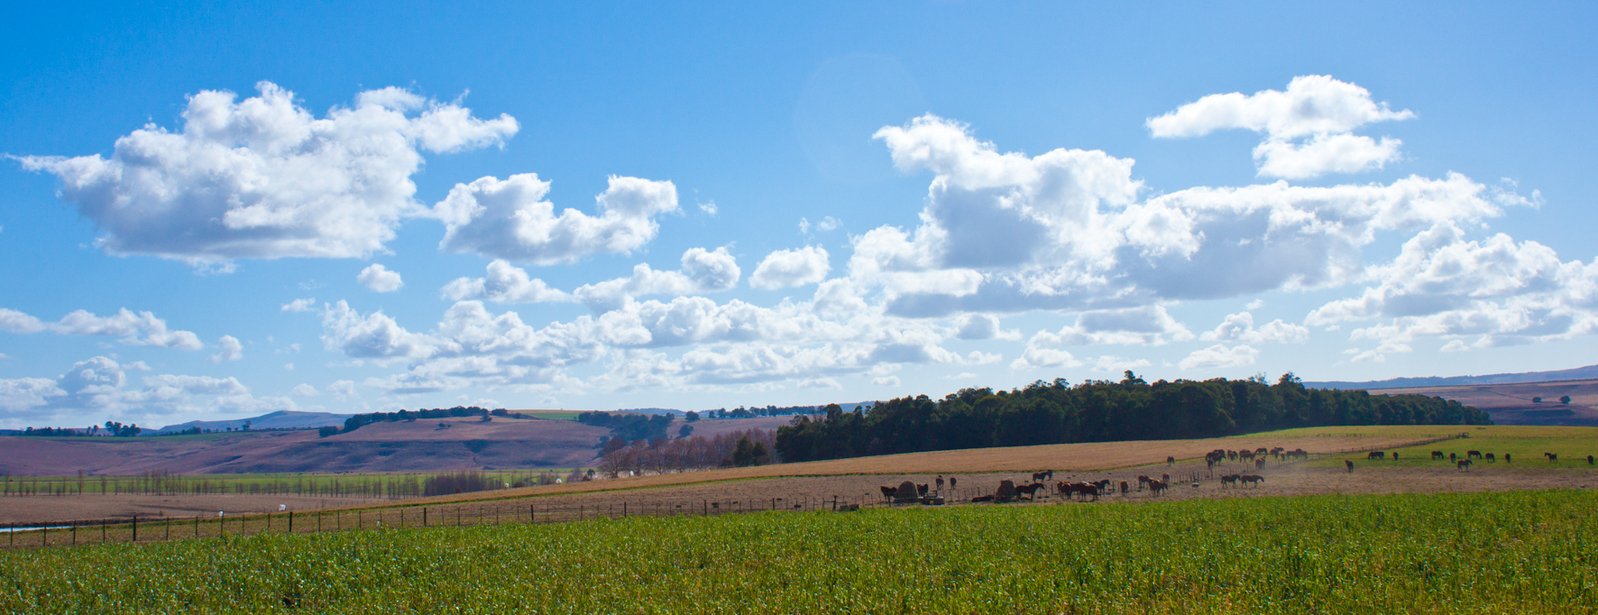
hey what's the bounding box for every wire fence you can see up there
[0,491,949,550]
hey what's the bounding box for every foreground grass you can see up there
[4,490,1596,613]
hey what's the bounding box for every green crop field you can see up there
[3,489,1594,613]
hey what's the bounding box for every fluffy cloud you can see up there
[1202,312,1309,345]
[0,356,291,428]
[575,247,740,310]
[954,314,1020,341]
[750,246,830,290]
[1307,223,1598,358]
[442,259,572,304]
[0,308,45,333]
[443,247,739,310]
[1179,344,1260,370]
[357,264,404,293]
[855,111,1519,318]
[18,82,517,266]
[1,307,203,350]
[211,335,244,363]
[1147,75,1414,179]
[319,301,437,360]
[435,173,679,264]
[281,298,317,313]
[1010,330,1084,370]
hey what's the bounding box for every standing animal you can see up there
[1240,474,1264,487]
[1220,474,1239,488]
[1239,450,1255,461]
[1485,453,1495,462]
[1449,453,1457,462]
[1467,450,1482,459]
[1167,456,1176,466]
[1137,475,1153,491]
[1503,454,1510,464]
[1255,458,1266,470]
[1392,452,1399,461]
[1458,459,1472,471]
[1148,479,1168,496]
[1589,455,1595,465]
[1431,451,1445,460]
[1288,448,1309,461]
[936,475,945,492]
[1367,451,1385,460]
[879,486,896,501]
[950,476,957,490]
[1545,452,1559,462]
[1345,460,1354,473]
[917,484,929,497]
[1119,481,1129,495]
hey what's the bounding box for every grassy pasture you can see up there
[1298,425,1598,468]
[2,490,1594,613]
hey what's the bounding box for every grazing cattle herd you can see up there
[874,442,1595,507]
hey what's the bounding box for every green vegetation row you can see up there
[2,490,1593,613]
[0,469,572,499]
[779,372,1489,462]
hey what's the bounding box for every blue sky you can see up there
[2,3,1596,428]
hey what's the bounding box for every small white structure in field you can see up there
[279,504,288,511]
[218,511,225,518]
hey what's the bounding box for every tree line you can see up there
[328,406,507,436]
[776,372,1490,463]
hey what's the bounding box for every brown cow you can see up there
[1485,453,1496,462]
[1367,451,1385,460]
[1431,451,1445,460]
[1148,479,1168,496]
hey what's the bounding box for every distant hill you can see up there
[155,410,352,434]
[1308,364,1598,390]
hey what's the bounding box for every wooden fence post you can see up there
[288,511,294,533]
[131,515,138,542]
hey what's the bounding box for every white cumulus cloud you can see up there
[1147,75,1414,179]
[211,335,244,363]
[17,82,517,267]
[357,264,405,293]
[750,246,830,289]
[435,173,679,264]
